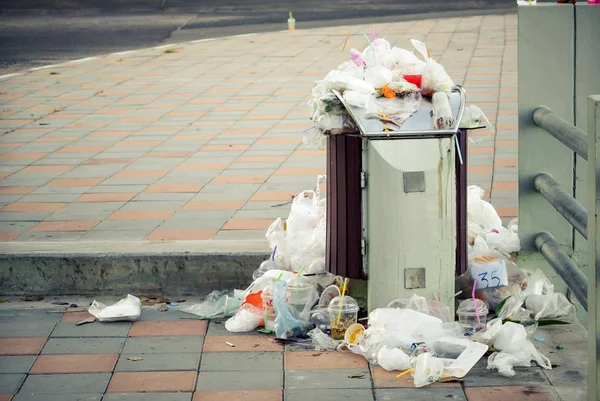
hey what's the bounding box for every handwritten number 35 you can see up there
[477,271,501,288]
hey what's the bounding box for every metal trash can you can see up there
[326,87,468,311]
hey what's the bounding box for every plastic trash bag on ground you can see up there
[377,346,411,371]
[308,327,338,351]
[182,291,241,319]
[467,185,502,230]
[224,304,264,333]
[487,339,552,377]
[525,293,575,320]
[89,294,141,322]
[471,318,503,345]
[493,321,527,351]
[273,281,312,339]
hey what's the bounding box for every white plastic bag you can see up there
[432,92,454,130]
[364,66,392,89]
[224,304,264,333]
[383,47,423,71]
[412,353,445,387]
[525,293,575,320]
[410,39,455,96]
[485,226,521,256]
[182,291,240,319]
[89,294,141,322]
[493,321,527,351]
[467,185,502,230]
[377,346,411,372]
[343,91,372,108]
[362,38,391,68]
[308,327,339,351]
[487,340,552,377]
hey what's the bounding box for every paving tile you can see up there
[0,374,25,394]
[192,390,282,401]
[104,393,192,401]
[29,220,99,232]
[371,367,460,388]
[146,230,215,241]
[50,322,132,338]
[195,370,282,392]
[107,371,197,392]
[115,352,200,372]
[106,210,173,220]
[200,352,282,372]
[129,321,207,337]
[284,351,367,370]
[285,369,371,390]
[74,193,137,202]
[202,336,282,352]
[48,178,104,187]
[122,337,204,354]
[0,356,35,374]
[145,184,203,193]
[286,389,373,401]
[182,200,245,210]
[29,354,117,374]
[19,373,111,394]
[0,187,36,196]
[463,386,557,401]
[0,339,45,356]
[60,311,94,323]
[12,395,103,401]
[375,388,466,400]
[0,203,66,212]
[462,360,548,388]
[41,338,125,355]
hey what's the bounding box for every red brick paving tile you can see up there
[0,152,47,160]
[256,138,301,145]
[496,140,518,148]
[95,108,135,115]
[113,170,168,179]
[116,140,162,147]
[48,178,104,187]
[144,152,193,158]
[202,145,249,151]
[172,134,215,141]
[107,210,174,220]
[0,394,12,401]
[249,192,295,202]
[189,98,226,104]
[468,166,493,174]
[273,168,325,176]
[497,123,518,130]
[221,128,267,136]
[193,121,236,127]
[58,146,106,153]
[0,232,19,241]
[495,158,518,167]
[119,117,159,123]
[371,367,460,388]
[274,122,311,129]
[495,206,518,217]
[0,172,12,179]
[213,105,254,111]
[129,321,208,337]
[34,136,79,143]
[107,371,197,393]
[45,114,86,120]
[83,158,134,165]
[236,156,285,163]
[292,149,325,157]
[193,390,282,401]
[285,351,367,370]
[1,203,67,212]
[242,114,285,121]
[166,111,206,117]
[0,338,46,355]
[89,131,132,137]
[30,220,99,232]
[492,181,518,191]
[182,200,245,210]
[21,165,74,173]
[61,311,94,322]
[145,184,203,193]
[0,143,21,149]
[176,163,229,170]
[30,354,117,374]
[147,230,216,241]
[221,219,274,230]
[203,336,283,352]
[211,176,268,184]
[66,122,108,129]
[468,147,494,154]
[0,187,36,195]
[464,386,557,401]
[74,193,137,202]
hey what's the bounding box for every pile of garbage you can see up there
[303,33,491,149]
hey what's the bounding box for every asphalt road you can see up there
[0,0,517,74]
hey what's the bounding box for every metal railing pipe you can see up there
[534,173,588,239]
[533,106,588,160]
[535,232,588,311]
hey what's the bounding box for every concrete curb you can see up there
[0,241,271,296]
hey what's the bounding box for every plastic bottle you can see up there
[288,11,295,31]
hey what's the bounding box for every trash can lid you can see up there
[334,86,466,139]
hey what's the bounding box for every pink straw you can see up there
[370,27,376,41]
[472,279,481,326]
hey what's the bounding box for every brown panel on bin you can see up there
[456,130,468,275]
[326,134,363,279]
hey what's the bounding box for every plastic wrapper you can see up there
[525,293,575,320]
[387,79,419,94]
[484,226,521,256]
[308,327,338,351]
[272,281,312,339]
[410,39,455,96]
[493,321,527,351]
[412,353,445,387]
[89,294,141,322]
[377,346,411,372]
[432,92,455,129]
[487,340,551,377]
[383,47,423,71]
[467,185,502,230]
[323,69,375,94]
[343,90,372,109]
[459,105,495,144]
[365,93,422,127]
[183,291,241,319]
[224,304,264,333]
[364,66,393,89]
[471,318,503,345]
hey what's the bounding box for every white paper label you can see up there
[470,258,508,289]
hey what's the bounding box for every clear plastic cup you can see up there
[287,276,315,315]
[457,299,488,333]
[328,296,359,340]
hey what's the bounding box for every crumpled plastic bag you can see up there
[493,321,527,351]
[308,327,338,351]
[413,353,445,387]
[467,185,502,230]
[471,318,503,345]
[364,66,392,89]
[182,291,241,319]
[323,69,375,94]
[432,91,455,130]
[411,39,455,96]
[362,38,391,69]
[343,90,372,108]
[224,304,264,333]
[525,293,575,320]
[377,346,411,371]
[89,294,141,322]
[272,281,312,339]
[383,47,423,71]
[487,340,552,377]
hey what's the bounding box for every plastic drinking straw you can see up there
[396,368,415,378]
[370,27,376,41]
[363,33,377,66]
[297,265,306,276]
[455,135,464,165]
[472,279,481,326]
[341,30,351,54]
[271,245,277,261]
[336,278,349,325]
